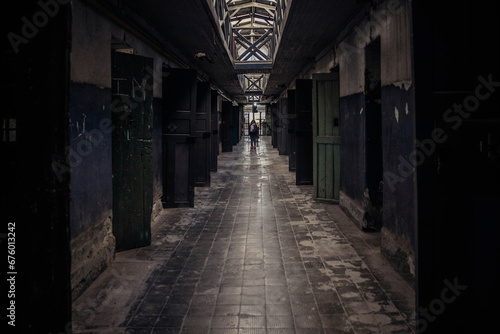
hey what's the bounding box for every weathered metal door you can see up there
[210,89,219,172]
[276,99,282,152]
[312,72,340,202]
[112,52,153,251]
[221,100,233,152]
[195,81,211,187]
[279,97,288,155]
[232,105,240,145]
[295,79,313,185]
[271,104,278,148]
[287,90,296,171]
[162,68,197,207]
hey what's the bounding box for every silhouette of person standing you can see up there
[249,119,259,149]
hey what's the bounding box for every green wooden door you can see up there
[313,72,340,202]
[112,52,153,251]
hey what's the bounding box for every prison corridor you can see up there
[72,137,414,334]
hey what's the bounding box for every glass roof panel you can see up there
[226,0,277,102]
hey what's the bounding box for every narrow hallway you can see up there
[73,137,414,334]
[4,2,499,333]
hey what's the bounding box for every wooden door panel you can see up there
[279,98,288,155]
[232,105,240,145]
[195,81,211,187]
[210,89,219,172]
[272,104,278,148]
[312,72,340,202]
[162,68,197,207]
[221,101,233,152]
[112,52,153,251]
[287,90,296,171]
[175,142,190,201]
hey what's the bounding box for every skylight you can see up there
[226,0,276,63]
[225,0,278,102]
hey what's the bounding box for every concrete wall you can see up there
[69,0,173,299]
[378,0,415,284]
[285,0,416,284]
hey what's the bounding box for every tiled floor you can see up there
[73,136,415,333]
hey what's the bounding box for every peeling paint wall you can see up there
[378,0,416,285]
[380,0,412,87]
[287,0,416,284]
[69,0,169,300]
[71,0,168,98]
[336,1,416,284]
[339,93,366,205]
[381,83,416,283]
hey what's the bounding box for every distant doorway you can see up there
[243,105,266,136]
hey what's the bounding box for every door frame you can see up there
[312,72,340,203]
[295,79,313,185]
[111,51,154,251]
[162,68,197,208]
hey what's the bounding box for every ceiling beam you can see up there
[233,23,273,29]
[227,2,276,12]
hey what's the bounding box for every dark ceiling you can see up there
[117,0,243,100]
[115,0,368,104]
[265,0,368,98]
